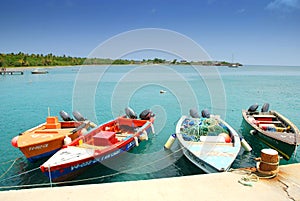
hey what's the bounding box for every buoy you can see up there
[64,135,72,145]
[139,130,148,141]
[134,136,139,146]
[164,134,177,149]
[11,136,19,147]
[218,133,231,143]
[241,137,252,152]
[89,122,97,128]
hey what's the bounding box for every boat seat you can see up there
[253,114,276,118]
[34,130,59,134]
[257,121,281,124]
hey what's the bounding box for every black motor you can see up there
[201,109,210,118]
[189,108,200,118]
[125,107,137,119]
[73,111,86,121]
[139,109,155,120]
[261,103,270,112]
[59,110,73,121]
[248,104,259,112]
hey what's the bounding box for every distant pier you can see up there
[0,71,24,75]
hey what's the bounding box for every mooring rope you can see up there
[0,157,22,179]
[0,167,41,184]
[0,145,185,190]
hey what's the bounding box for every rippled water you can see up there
[0,65,299,190]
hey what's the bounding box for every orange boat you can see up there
[11,111,94,162]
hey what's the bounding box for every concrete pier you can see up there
[0,163,299,201]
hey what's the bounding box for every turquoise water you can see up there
[0,65,300,189]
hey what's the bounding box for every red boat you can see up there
[40,108,155,182]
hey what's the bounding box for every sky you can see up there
[0,0,300,65]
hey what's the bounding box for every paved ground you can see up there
[0,163,299,201]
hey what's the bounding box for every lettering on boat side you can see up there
[29,144,48,151]
[126,141,135,150]
[70,159,98,171]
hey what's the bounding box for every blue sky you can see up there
[0,0,300,65]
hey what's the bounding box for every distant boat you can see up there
[228,54,239,68]
[40,107,155,182]
[31,69,48,74]
[175,109,241,173]
[11,111,94,162]
[242,103,300,160]
[160,90,166,94]
[228,63,238,68]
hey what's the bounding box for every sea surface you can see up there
[1,64,300,190]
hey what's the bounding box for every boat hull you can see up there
[18,133,80,163]
[242,109,300,160]
[42,139,137,182]
[12,119,86,163]
[40,117,155,182]
[242,118,295,160]
[176,115,241,173]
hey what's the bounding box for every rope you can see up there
[0,145,185,189]
[0,157,21,165]
[0,167,41,183]
[238,174,259,187]
[0,157,21,179]
[53,145,185,186]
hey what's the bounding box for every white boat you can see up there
[176,109,241,173]
[31,68,48,74]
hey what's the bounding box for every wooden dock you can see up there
[0,71,24,75]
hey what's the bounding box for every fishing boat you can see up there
[31,68,48,74]
[11,111,94,162]
[242,103,300,160]
[175,109,241,173]
[40,107,155,182]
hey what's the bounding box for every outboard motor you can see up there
[261,103,270,112]
[139,109,155,120]
[248,104,259,112]
[201,109,210,118]
[59,110,73,121]
[73,111,86,121]
[125,107,137,119]
[189,108,200,118]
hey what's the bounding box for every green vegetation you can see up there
[0,52,242,67]
[0,52,85,67]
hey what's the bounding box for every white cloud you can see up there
[266,0,300,11]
